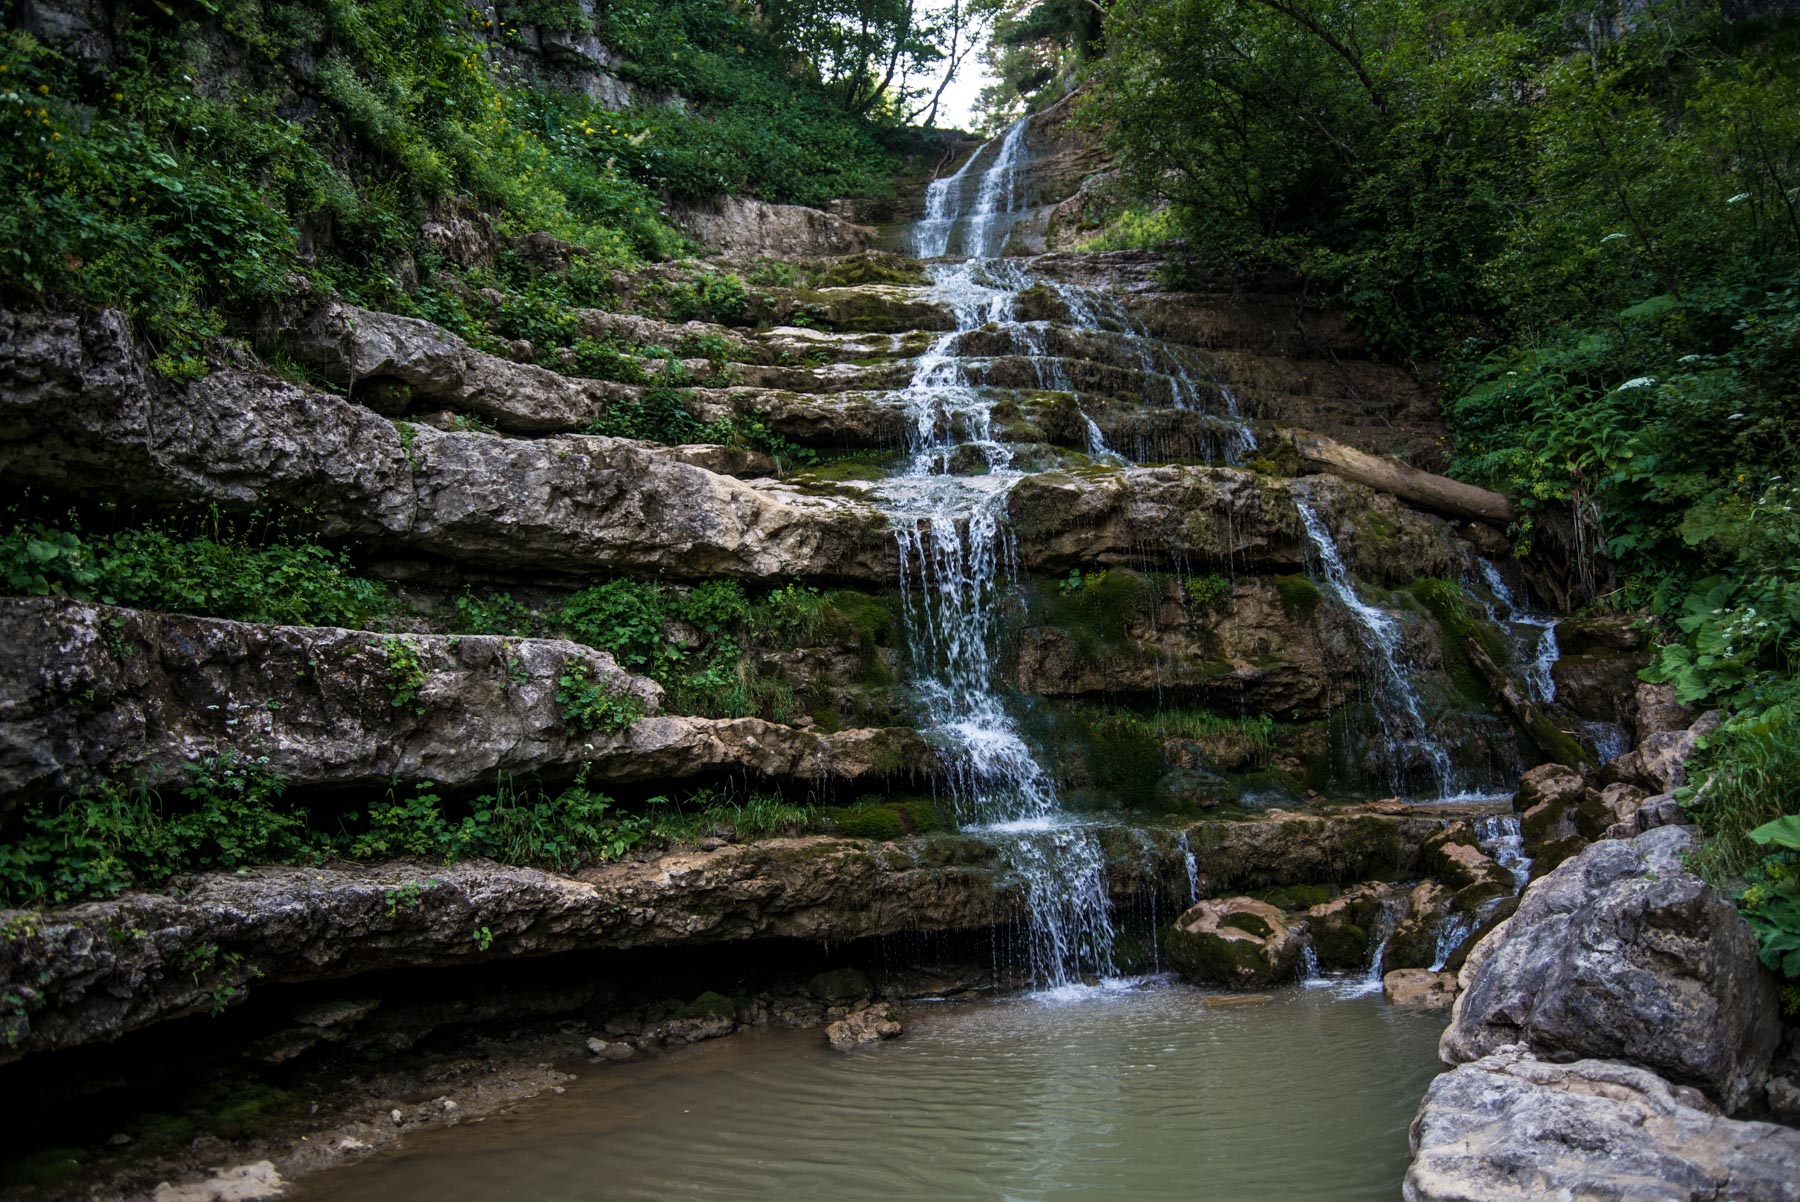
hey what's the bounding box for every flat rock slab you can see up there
[1406,1048,1800,1202]
[0,836,1017,1063]
[0,598,928,804]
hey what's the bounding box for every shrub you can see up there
[556,662,647,734]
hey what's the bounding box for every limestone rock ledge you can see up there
[1406,1048,1800,1202]
[0,836,1015,1064]
[0,597,928,803]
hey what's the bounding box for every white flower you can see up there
[1727,192,1751,204]
[1615,376,1656,391]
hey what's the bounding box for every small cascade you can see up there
[1175,830,1200,907]
[1474,813,1532,890]
[1430,815,1533,971]
[911,117,1032,260]
[1294,495,1456,798]
[1362,897,1404,988]
[1477,559,1559,703]
[1299,943,1321,982]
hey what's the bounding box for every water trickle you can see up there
[1477,558,1559,703]
[1429,814,1532,971]
[1175,830,1201,907]
[1294,495,1455,798]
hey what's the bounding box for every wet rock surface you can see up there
[1166,897,1303,988]
[1406,1048,1800,1202]
[1442,825,1781,1113]
[825,1002,903,1049]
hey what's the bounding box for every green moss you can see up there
[1275,574,1322,619]
[814,257,927,288]
[1409,578,1507,706]
[1221,911,1274,938]
[674,990,737,1021]
[1255,883,1333,911]
[0,1148,87,1189]
[1087,715,1167,808]
[833,800,944,840]
[1038,568,1159,663]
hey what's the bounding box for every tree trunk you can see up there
[1278,427,1515,526]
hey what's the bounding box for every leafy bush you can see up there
[555,662,647,734]
[0,753,303,906]
[0,517,390,628]
[1739,815,1800,981]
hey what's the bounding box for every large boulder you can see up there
[1406,1048,1800,1202]
[1302,882,1396,970]
[1604,710,1721,794]
[1442,826,1781,1112]
[1166,897,1303,988]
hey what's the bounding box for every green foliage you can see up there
[1679,686,1800,979]
[555,662,647,734]
[453,589,534,636]
[1184,573,1232,610]
[1041,568,1158,662]
[0,0,907,357]
[0,753,303,906]
[339,766,647,871]
[382,637,428,713]
[656,271,751,325]
[584,381,732,445]
[0,515,390,628]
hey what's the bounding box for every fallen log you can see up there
[1280,427,1516,526]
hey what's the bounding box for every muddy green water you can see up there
[296,978,1445,1202]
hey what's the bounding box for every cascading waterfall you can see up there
[1429,814,1533,970]
[911,116,1031,260]
[1293,495,1456,798]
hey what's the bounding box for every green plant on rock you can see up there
[556,661,646,734]
[381,636,429,713]
[1738,815,1800,981]
[1185,574,1232,610]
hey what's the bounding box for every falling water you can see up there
[911,116,1032,260]
[1294,496,1455,798]
[1429,815,1532,971]
[880,138,1125,987]
[1477,559,1559,703]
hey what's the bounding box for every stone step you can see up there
[0,597,930,805]
[0,805,1455,1062]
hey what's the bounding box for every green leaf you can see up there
[1748,815,1800,852]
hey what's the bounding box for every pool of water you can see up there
[294,977,1446,1202]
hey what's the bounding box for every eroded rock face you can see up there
[0,597,657,803]
[1406,1048,1800,1202]
[670,197,874,260]
[0,308,895,582]
[1442,826,1781,1112]
[0,836,1016,1062]
[1166,897,1303,988]
[0,598,926,803]
[1512,762,1588,876]
[263,298,621,432]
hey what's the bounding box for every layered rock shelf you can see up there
[0,806,1462,1063]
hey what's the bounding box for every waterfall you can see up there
[880,136,1122,989]
[1429,815,1532,971]
[911,117,1032,260]
[1293,496,1456,798]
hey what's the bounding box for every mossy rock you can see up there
[1312,920,1369,969]
[1152,767,1237,813]
[1256,883,1334,912]
[914,833,996,868]
[674,990,738,1021]
[1221,911,1274,938]
[833,799,944,840]
[808,967,873,1005]
[1274,574,1321,619]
